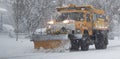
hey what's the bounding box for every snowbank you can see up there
[2,24,15,37]
[35,28,47,35]
[2,24,14,32]
[1,34,120,59]
[0,7,7,12]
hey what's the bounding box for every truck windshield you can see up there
[56,12,84,21]
[96,14,106,19]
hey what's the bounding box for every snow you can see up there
[52,1,56,3]
[0,34,120,59]
[35,28,46,33]
[2,24,15,37]
[0,34,33,58]
[118,8,120,12]
[2,24,14,32]
[0,7,7,12]
[35,28,46,35]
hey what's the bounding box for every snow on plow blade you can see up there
[31,34,69,49]
[32,34,68,41]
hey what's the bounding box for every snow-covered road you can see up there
[0,34,120,59]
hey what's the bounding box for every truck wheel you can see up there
[70,39,80,51]
[95,31,107,49]
[95,40,107,49]
[81,30,89,51]
[81,44,89,51]
[68,34,79,51]
[95,42,107,49]
[104,33,108,45]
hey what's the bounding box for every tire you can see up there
[95,31,107,49]
[81,30,89,51]
[95,43,107,49]
[104,33,108,45]
[70,39,80,51]
[70,48,79,51]
[81,44,89,51]
[68,34,80,51]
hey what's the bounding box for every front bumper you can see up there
[48,23,75,32]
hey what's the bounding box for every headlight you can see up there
[63,20,70,24]
[47,20,55,24]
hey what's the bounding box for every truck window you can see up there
[56,12,84,21]
[86,14,90,22]
[96,14,105,19]
[93,14,97,21]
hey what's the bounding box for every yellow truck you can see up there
[31,4,109,51]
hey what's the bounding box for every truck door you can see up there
[85,13,93,35]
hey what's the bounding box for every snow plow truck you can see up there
[31,4,109,51]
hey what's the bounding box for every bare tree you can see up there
[12,0,24,40]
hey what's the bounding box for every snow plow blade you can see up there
[31,34,69,49]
